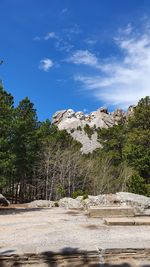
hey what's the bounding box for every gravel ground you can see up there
[0,207,150,256]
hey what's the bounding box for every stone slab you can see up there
[142,209,150,216]
[134,217,150,225]
[105,216,150,226]
[88,205,135,218]
[104,217,135,226]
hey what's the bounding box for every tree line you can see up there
[0,84,150,203]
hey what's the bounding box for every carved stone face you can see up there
[98,107,108,114]
[75,111,85,119]
[90,112,96,119]
[65,109,75,118]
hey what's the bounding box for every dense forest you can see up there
[0,84,150,203]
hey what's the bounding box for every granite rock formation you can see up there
[0,193,10,206]
[57,192,150,213]
[27,200,55,208]
[52,106,135,153]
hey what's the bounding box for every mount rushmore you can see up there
[52,105,135,153]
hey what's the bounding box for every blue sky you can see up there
[1,0,150,121]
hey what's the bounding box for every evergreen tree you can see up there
[128,96,150,130]
[0,86,149,201]
[13,97,38,202]
[124,97,150,183]
[0,85,14,192]
[97,123,126,165]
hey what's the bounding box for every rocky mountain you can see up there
[52,106,135,153]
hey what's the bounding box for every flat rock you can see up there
[104,217,135,226]
[88,205,135,218]
[134,217,150,225]
[105,217,150,226]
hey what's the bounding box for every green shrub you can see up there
[83,124,94,139]
[72,190,88,199]
[70,128,75,133]
[77,126,82,131]
[54,202,59,207]
[57,185,66,198]
[145,184,150,197]
[127,173,147,195]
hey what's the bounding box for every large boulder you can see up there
[116,192,150,210]
[83,195,107,208]
[83,192,150,214]
[27,200,55,208]
[58,196,84,209]
[0,194,10,206]
[83,194,118,208]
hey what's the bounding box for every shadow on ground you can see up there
[0,207,44,215]
[0,247,150,267]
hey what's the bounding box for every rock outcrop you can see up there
[84,192,150,210]
[52,106,134,153]
[27,200,55,208]
[116,192,150,211]
[58,196,84,209]
[57,192,150,213]
[0,194,10,206]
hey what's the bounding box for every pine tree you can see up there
[13,97,38,202]
[124,96,150,183]
[97,123,126,165]
[0,85,14,193]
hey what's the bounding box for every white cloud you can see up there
[61,8,68,15]
[39,58,54,72]
[44,32,57,40]
[85,39,97,46]
[64,24,81,35]
[74,26,150,108]
[34,32,57,41]
[67,50,98,66]
[34,30,74,52]
[33,36,41,41]
[118,23,133,36]
[56,79,66,83]
[55,40,74,52]
[125,24,133,35]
